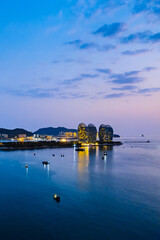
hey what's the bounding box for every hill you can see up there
[34,127,77,136]
[0,128,33,138]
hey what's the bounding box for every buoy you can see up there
[104,152,107,156]
[34,153,36,156]
[42,161,49,165]
[53,194,60,202]
[102,157,104,160]
[25,165,28,168]
[52,154,55,157]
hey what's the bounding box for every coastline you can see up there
[0,140,122,151]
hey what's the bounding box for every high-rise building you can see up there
[78,123,88,143]
[87,124,97,143]
[99,124,113,142]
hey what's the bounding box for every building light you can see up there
[61,138,67,142]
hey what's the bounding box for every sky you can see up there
[0,0,160,136]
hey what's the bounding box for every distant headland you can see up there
[0,127,120,139]
[0,125,121,150]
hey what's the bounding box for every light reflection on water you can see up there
[0,139,160,240]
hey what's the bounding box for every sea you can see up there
[0,137,159,240]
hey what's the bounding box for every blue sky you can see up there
[0,0,160,136]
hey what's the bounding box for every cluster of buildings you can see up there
[78,123,113,143]
[0,124,114,144]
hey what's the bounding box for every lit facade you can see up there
[78,123,88,143]
[87,124,97,143]
[99,124,113,142]
[78,123,113,143]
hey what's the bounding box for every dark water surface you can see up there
[0,138,160,240]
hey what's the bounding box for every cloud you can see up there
[121,30,151,43]
[109,70,144,84]
[63,77,83,85]
[65,39,115,52]
[149,32,160,42]
[96,68,111,74]
[93,22,124,37]
[2,86,87,99]
[133,0,160,16]
[79,42,97,50]
[143,66,157,71]
[80,73,98,78]
[112,85,137,90]
[121,30,160,44]
[137,87,160,94]
[80,42,115,51]
[104,93,125,98]
[59,92,87,99]
[65,39,82,45]
[51,58,89,65]
[122,49,149,55]
[63,73,99,85]
[5,88,58,98]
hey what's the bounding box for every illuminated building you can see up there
[99,124,113,142]
[78,123,88,143]
[87,124,97,143]
[64,132,77,138]
[18,134,26,139]
[59,132,77,139]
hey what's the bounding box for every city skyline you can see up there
[0,0,160,136]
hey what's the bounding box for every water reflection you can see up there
[25,167,28,175]
[76,146,114,188]
[43,164,50,176]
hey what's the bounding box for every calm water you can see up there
[0,138,160,240]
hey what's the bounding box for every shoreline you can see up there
[0,140,122,151]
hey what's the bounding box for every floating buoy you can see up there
[25,165,28,168]
[42,161,49,165]
[104,152,107,156]
[102,157,104,160]
[34,153,36,156]
[53,194,60,202]
[52,154,55,157]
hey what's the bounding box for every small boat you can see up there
[53,194,60,202]
[75,148,85,151]
[42,161,49,165]
[104,152,107,156]
[25,165,28,168]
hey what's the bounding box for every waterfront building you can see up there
[59,132,77,139]
[18,134,26,139]
[78,123,88,143]
[87,124,97,143]
[0,134,8,139]
[64,132,77,138]
[99,124,113,142]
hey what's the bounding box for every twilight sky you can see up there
[0,0,160,136]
